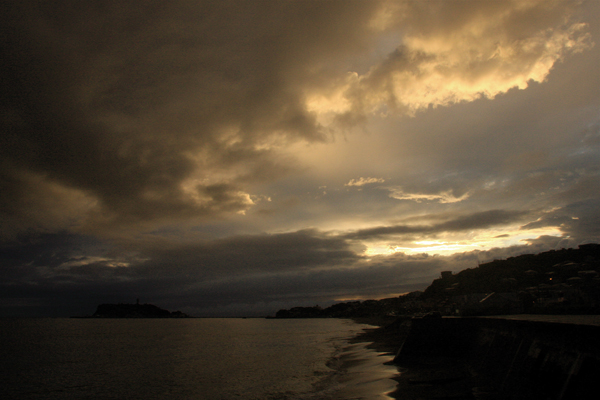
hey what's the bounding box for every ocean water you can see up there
[0,318,398,400]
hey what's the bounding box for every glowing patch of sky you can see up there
[380,226,566,256]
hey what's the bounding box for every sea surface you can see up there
[0,318,398,400]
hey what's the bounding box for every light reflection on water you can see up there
[0,318,397,400]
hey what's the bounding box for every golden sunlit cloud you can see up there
[345,177,386,187]
[388,188,471,203]
[305,72,357,115]
[307,0,593,120]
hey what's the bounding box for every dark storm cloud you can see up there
[0,230,456,316]
[0,228,363,316]
[139,229,360,279]
[0,229,360,288]
[2,0,591,238]
[176,240,571,316]
[344,209,530,240]
[521,198,600,242]
[176,253,447,315]
[1,1,598,318]
[0,1,381,236]
[0,221,586,317]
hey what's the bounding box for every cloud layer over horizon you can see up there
[2,0,600,316]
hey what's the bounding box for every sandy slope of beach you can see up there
[329,342,399,400]
[350,317,489,400]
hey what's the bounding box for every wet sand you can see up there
[330,342,400,400]
[346,317,409,399]
[350,317,485,400]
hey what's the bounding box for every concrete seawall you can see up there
[394,316,600,399]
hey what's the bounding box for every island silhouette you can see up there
[78,300,190,318]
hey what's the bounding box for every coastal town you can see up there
[275,243,600,399]
[275,244,600,319]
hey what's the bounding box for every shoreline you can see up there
[352,315,600,399]
[347,317,410,400]
[322,340,399,400]
[302,316,406,400]
[349,316,478,400]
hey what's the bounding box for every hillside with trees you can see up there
[275,244,600,318]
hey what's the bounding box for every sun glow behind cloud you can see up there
[1,0,599,318]
[363,225,565,257]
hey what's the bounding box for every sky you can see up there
[1,0,600,317]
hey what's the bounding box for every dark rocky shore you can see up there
[362,316,495,400]
[355,315,600,400]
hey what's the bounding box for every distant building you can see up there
[440,271,453,280]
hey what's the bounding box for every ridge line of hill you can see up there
[275,243,600,318]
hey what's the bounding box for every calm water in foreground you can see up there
[0,318,398,400]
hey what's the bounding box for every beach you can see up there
[324,341,399,400]
[356,315,600,400]
[352,316,491,400]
